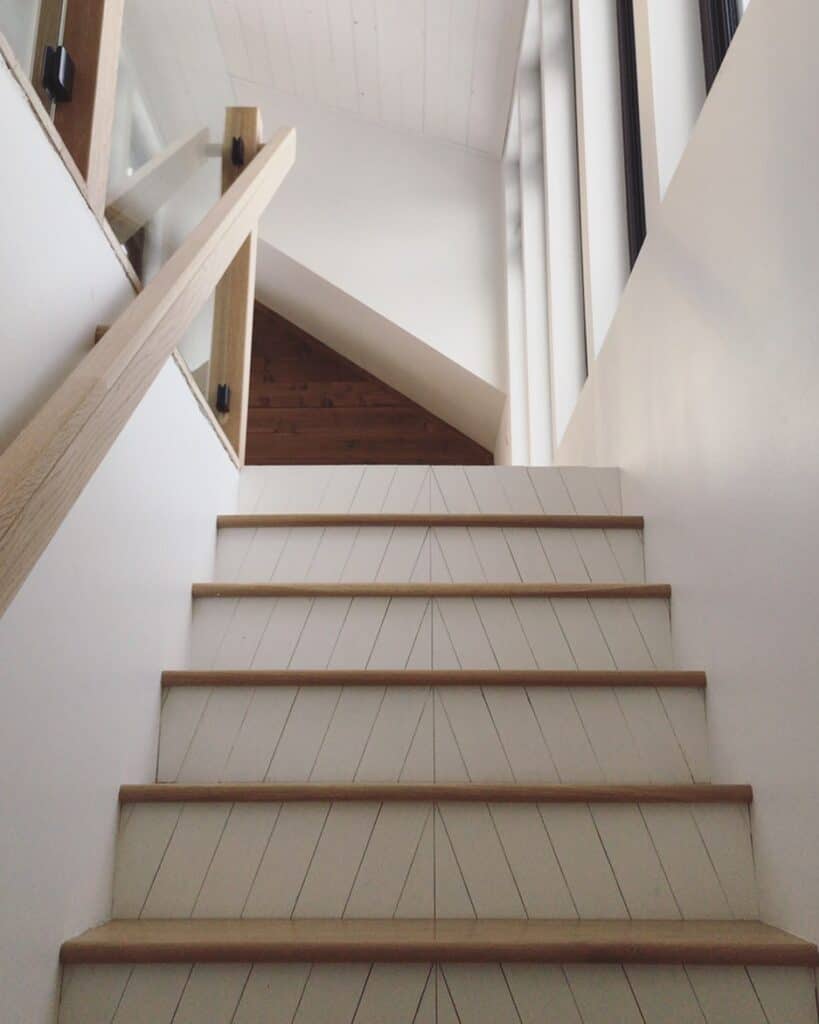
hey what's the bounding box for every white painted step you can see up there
[237,465,624,516]
[59,959,819,1024]
[188,593,672,672]
[157,681,708,784]
[111,793,757,921]
[214,521,645,585]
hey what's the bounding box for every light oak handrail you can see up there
[0,126,296,618]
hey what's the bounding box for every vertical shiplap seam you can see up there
[436,694,473,781]
[410,965,435,1024]
[439,966,465,1024]
[602,528,630,582]
[306,686,346,780]
[498,963,526,1024]
[324,595,356,667]
[218,687,258,781]
[653,689,699,782]
[535,804,581,918]
[437,809,479,918]
[624,597,660,669]
[166,962,196,1024]
[393,805,434,917]
[284,598,318,669]
[239,801,283,916]
[260,687,300,780]
[636,802,685,919]
[522,684,562,781]
[687,806,740,918]
[477,682,519,780]
[743,967,775,1024]
[586,804,632,918]
[189,802,235,916]
[351,685,389,781]
[289,801,333,917]
[363,598,396,668]
[137,804,186,918]
[533,528,561,582]
[681,964,714,1022]
[105,964,136,1024]
[288,961,316,1022]
[226,963,255,1024]
[621,965,650,1024]
[486,803,529,917]
[341,802,384,917]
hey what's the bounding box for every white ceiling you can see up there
[123,0,527,157]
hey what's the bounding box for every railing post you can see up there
[53,0,124,216]
[208,107,263,465]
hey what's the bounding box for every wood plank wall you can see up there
[245,304,493,465]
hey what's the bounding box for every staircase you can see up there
[58,465,819,1022]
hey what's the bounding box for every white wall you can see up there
[0,52,238,1023]
[0,58,134,452]
[231,82,508,394]
[558,0,819,944]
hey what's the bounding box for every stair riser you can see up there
[112,801,756,921]
[215,525,645,585]
[159,685,708,785]
[59,962,819,1024]
[239,465,624,516]
[189,596,672,672]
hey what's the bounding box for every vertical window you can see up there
[699,0,740,93]
[615,0,646,268]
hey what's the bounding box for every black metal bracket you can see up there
[42,45,74,103]
[231,136,245,167]
[216,384,231,414]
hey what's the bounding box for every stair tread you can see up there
[119,782,751,804]
[61,918,819,966]
[217,513,644,529]
[192,582,671,598]
[161,668,706,688]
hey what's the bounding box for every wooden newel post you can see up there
[208,107,264,464]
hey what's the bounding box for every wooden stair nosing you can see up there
[216,513,645,530]
[60,919,819,967]
[118,782,752,805]
[191,582,672,599]
[160,668,707,689]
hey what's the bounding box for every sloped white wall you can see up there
[232,83,508,395]
[558,0,819,944]
[0,53,238,1023]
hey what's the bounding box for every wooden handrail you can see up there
[0,126,296,618]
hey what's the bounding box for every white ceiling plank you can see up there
[467,0,510,154]
[351,0,382,120]
[397,0,426,135]
[258,0,298,96]
[305,1,338,108]
[375,0,404,128]
[446,0,480,147]
[325,0,360,113]
[489,0,528,157]
[423,0,451,140]
[280,0,319,100]
[210,0,250,78]
[120,0,522,155]
[233,0,274,87]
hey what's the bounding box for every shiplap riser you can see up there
[188,596,672,674]
[237,465,624,516]
[112,800,756,922]
[58,962,819,1024]
[214,525,645,585]
[158,685,708,784]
